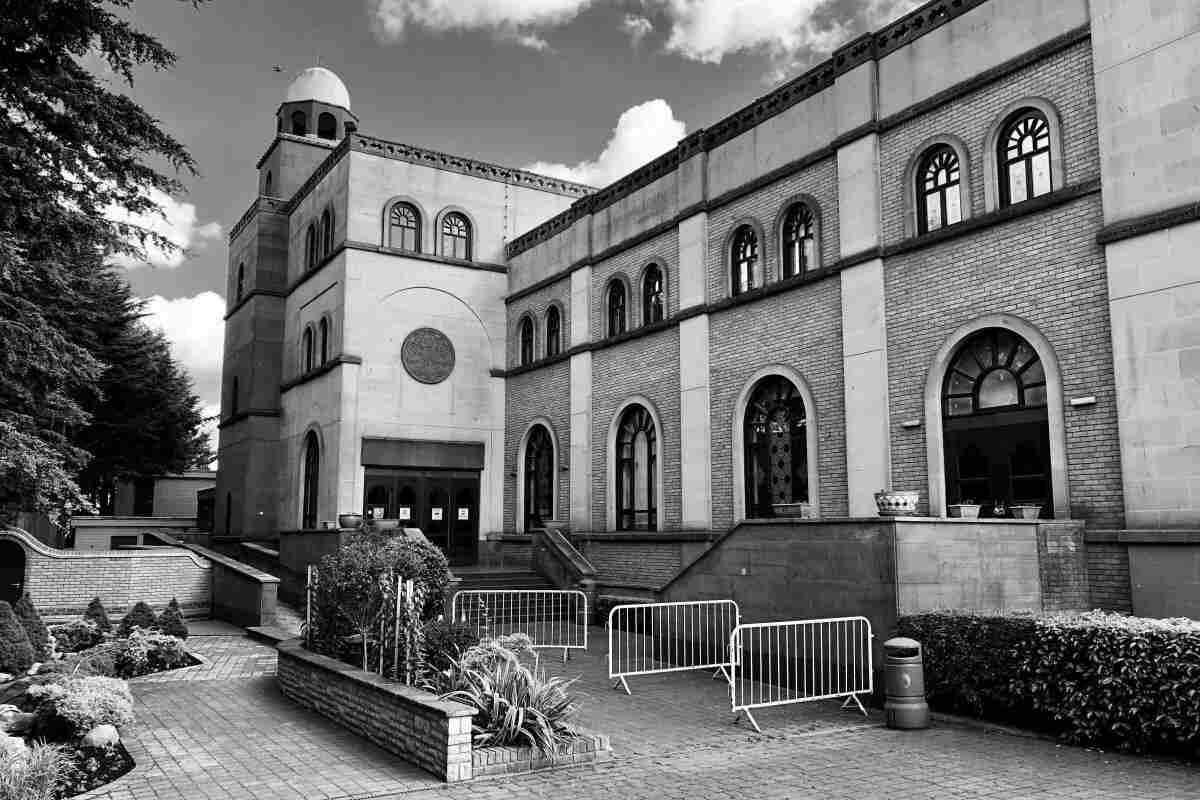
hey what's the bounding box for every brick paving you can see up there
[82,627,1200,800]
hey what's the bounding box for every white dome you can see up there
[285,67,350,109]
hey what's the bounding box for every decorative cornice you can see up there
[345,240,508,274]
[280,354,364,394]
[872,0,989,59]
[229,196,288,243]
[223,288,287,321]
[217,409,282,430]
[1096,201,1200,246]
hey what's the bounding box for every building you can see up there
[70,471,217,550]
[217,0,1199,611]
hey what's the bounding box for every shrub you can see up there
[51,620,103,654]
[422,619,480,675]
[116,602,157,638]
[898,611,1200,757]
[0,741,67,800]
[31,676,134,738]
[84,598,111,633]
[74,643,121,678]
[157,599,188,639]
[13,594,50,661]
[114,629,189,678]
[0,600,35,675]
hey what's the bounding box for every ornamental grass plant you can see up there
[0,741,67,800]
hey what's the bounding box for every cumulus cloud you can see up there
[622,14,654,47]
[109,186,222,269]
[370,0,593,49]
[524,98,686,188]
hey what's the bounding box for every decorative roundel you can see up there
[401,327,455,384]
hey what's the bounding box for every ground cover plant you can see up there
[898,610,1200,758]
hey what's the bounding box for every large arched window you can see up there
[235,263,245,302]
[302,431,320,529]
[291,110,306,136]
[615,405,656,531]
[606,280,626,337]
[320,208,333,257]
[388,202,421,252]
[642,264,664,325]
[441,212,471,261]
[317,112,336,139]
[304,224,317,271]
[519,316,534,366]
[318,318,329,366]
[998,109,1052,207]
[781,204,816,278]
[545,306,561,357]
[743,376,808,518]
[302,326,314,373]
[942,327,1051,517]
[524,425,554,531]
[918,145,963,234]
[731,225,759,296]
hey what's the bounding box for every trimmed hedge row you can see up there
[898,611,1200,758]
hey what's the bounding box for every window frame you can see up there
[439,210,472,261]
[545,305,561,357]
[235,262,245,302]
[606,279,627,337]
[916,145,964,234]
[997,108,1053,208]
[387,201,422,252]
[291,110,306,136]
[983,99,1064,213]
[641,263,665,326]
[316,112,337,140]
[318,317,329,366]
[779,202,818,279]
[729,223,760,297]
[302,430,320,530]
[320,208,333,257]
[304,224,317,271]
[614,404,657,532]
[519,315,535,366]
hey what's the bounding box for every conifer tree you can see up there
[12,593,49,660]
[117,601,158,637]
[158,598,189,639]
[0,601,35,674]
[85,596,112,632]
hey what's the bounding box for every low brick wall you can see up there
[276,639,476,782]
[473,733,611,777]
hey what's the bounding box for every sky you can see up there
[113,0,923,454]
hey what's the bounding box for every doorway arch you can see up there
[0,540,25,604]
[521,423,556,531]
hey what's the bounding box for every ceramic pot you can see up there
[875,490,919,516]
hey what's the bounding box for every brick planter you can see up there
[473,733,611,777]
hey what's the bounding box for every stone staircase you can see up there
[451,566,556,592]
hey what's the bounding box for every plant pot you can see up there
[771,502,813,518]
[368,518,400,531]
[947,504,981,519]
[338,513,363,530]
[875,490,919,517]
[1010,504,1042,520]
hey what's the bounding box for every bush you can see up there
[0,741,67,800]
[422,619,480,675]
[116,602,157,638]
[84,598,111,633]
[898,611,1200,757]
[51,620,103,654]
[114,629,189,678]
[13,594,50,661]
[157,599,188,639]
[30,676,134,738]
[0,600,35,675]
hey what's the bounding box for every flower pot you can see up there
[875,490,919,516]
[368,518,400,531]
[338,513,363,530]
[1010,504,1042,520]
[947,504,981,519]
[771,502,813,519]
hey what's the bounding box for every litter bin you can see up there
[884,636,929,729]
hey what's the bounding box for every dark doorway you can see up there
[0,541,25,604]
[362,468,479,566]
[744,375,808,518]
[524,425,554,531]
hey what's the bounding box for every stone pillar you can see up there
[677,211,712,529]
[569,267,593,531]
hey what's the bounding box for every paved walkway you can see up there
[82,627,1200,800]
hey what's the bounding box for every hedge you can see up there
[898,611,1200,758]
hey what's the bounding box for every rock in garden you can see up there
[0,734,29,760]
[82,724,120,748]
[0,704,34,733]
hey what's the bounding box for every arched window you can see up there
[291,110,306,136]
[235,262,245,302]
[942,327,1051,517]
[743,376,808,518]
[615,405,656,531]
[302,326,314,373]
[642,264,664,325]
[320,209,333,257]
[317,112,336,139]
[545,306,561,357]
[264,171,272,196]
[918,146,962,234]
[345,120,357,135]
[302,431,319,529]
[731,225,759,296]
[606,280,626,337]
[388,202,421,252]
[440,212,471,260]
[304,224,317,270]
[782,204,816,278]
[224,492,232,535]
[318,318,329,366]
[524,425,554,531]
[998,109,1052,207]
[519,316,534,366]
[230,376,239,416]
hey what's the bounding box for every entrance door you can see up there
[0,541,24,604]
[945,418,1051,516]
[362,468,479,565]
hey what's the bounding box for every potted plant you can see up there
[338,512,363,530]
[947,500,981,519]
[874,489,919,516]
[1010,503,1042,520]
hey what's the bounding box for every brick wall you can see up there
[1085,540,1133,612]
[1036,521,1090,611]
[506,277,571,368]
[504,362,571,531]
[276,640,475,782]
[590,229,680,339]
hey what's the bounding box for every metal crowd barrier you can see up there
[607,599,741,694]
[451,589,589,662]
[729,616,873,732]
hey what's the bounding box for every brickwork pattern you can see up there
[884,195,1124,526]
[708,278,848,528]
[505,277,570,368]
[1036,522,1090,611]
[503,363,571,531]
[576,540,684,588]
[1086,541,1133,612]
[472,734,611,777]
[590,327,682,531]
[706,157,840,303]
[879,40,1101,246]
[590,229,681,340]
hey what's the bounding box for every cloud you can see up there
[370,0,593,49]
[524,99,686,188]
[622,14,654,47]
[109,186,222,269]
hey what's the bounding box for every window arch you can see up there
[615,404,657,531]
[317,112,336,139]
[781,203,817,278]
[440,211,471,260]
[606,279,627,337]
[388,202,421,252]
[302,431,320,529]
[642,264,664,325]
[304,224,317,271]
[320,208,333,257]
[302,326,314,373]
[743,375,809,518]
[916,145,963,234]
[519,316,535,366]
[943,328,1047,417]
[730,225,759,296]
[291,110,306,136]
[523,424,555,531]
[545,306,561,357]
[998,108,1052,207]
[235,262,245,302]
[318,317,329,366]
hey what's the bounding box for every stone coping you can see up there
[473,732,611,778]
